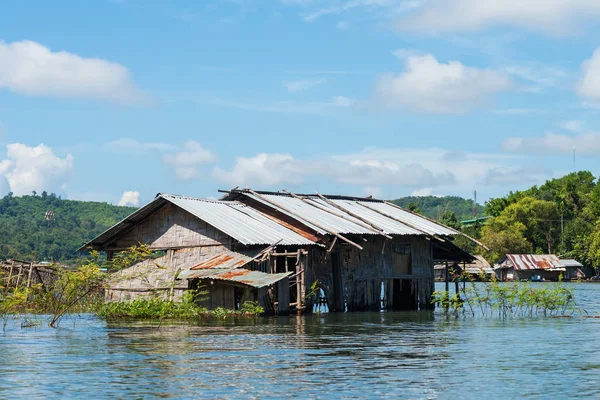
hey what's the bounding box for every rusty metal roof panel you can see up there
[162,194,315,246]
[187,252,256,270]
[505,254,563,271]
[180,268,292,288]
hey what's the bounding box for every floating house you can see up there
[83,189,477,313]
[494,254,584,281]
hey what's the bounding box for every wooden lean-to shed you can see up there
[83,189,479,314]
[82,194,316,314]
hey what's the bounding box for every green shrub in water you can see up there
[433,274,576,318]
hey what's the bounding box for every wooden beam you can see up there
[358,202,445,242]
[315,192,393,239]
[383,200,489,251]
[327,236,338,253]
[283,190,392,240]
[246,188,363,250]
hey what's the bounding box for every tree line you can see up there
[442,171,600,271]
[0,191,136,262]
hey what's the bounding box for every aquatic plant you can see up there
[433,275,577,318]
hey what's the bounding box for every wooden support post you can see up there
[26,263,34,288]
[7,260,15,288]
[277,277,290,315]
[33,267,47,292]
[296,255,301,312]
[445,261,449,293]
[298,250,305,303]
[15,265,23,288]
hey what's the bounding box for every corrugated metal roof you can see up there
[560,259,584,268]
[157,194,315,246]
[187,252,257,270]
[505,254,563,271]
[179,268,292,288]
[243,193,371,235]
[239,192,457,236]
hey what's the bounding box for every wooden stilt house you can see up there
[83,189,478,313]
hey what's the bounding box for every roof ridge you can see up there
[159,193,239,204]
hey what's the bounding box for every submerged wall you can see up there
[308,235,434,312]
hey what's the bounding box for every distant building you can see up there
[435,255,493,281]
[494,254,584,281]
[83,190,476,314]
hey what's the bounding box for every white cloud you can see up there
[503,132,600,154]
[332,96,356,107]
[106,138,177,153]
[118,191,140,207]
[212,147,534,195]
[577,47,600,100]
[411,187,433,196]
[494,108,547,115]
[375,54,511,113]
[213,153,305,186]
[397,0,600,35]
[0,143,74,196]
[504,63,569,90]
[284,78,327,92]
[0,40,146,104]
[299,0,422,22]
[162,141,217,180]
[212,97,356,114]
[336,20,351,30]
[560,120,585,132]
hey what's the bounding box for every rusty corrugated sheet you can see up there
[187,253,255,270]
[506,254,563,271]
[179,268,292,288]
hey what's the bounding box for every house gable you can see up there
[107,202,231,251]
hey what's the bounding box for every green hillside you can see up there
[0,192,137,262]
[389,195,485,221]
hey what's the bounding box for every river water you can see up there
[1,283,600,399]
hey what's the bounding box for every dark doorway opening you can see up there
[392,279,416,310]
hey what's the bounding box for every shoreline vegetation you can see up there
[1,249,265,328]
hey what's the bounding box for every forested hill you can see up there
[390,196,485,220]
[0,192,137,262]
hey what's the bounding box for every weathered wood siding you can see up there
[197,281,236,309]
[108,203,230,250]
[309,235,434,311]
[105,245,230,302]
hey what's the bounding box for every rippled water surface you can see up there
[2,283,600,399]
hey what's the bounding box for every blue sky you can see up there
[2,0,600,207]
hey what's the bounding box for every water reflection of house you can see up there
[434,255,493,281]
[494,254,584,281]
[83,189,477,314]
